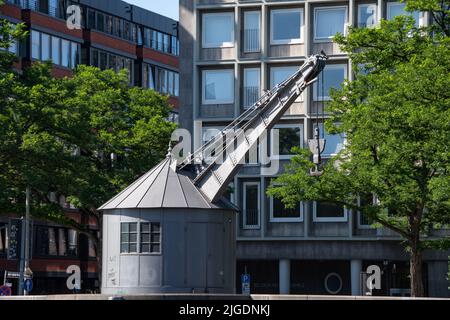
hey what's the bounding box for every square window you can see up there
[271,125,303,159]
[202,69,234,104]
[314,201,348,222]
[317,122,345,157]
[387,2,420,26]
[314,7,347,42]
[270,196,303,222]
[271,9,303,45]
[202,13,234,48]
[358,4,377,28]
[270,66,304,101]
[313,64,347,101]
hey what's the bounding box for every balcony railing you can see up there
[244,208,259,228]
[244,28,260,53]
[243,86,260,108]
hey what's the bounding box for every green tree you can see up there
[1,1,177,278]
[268,4,450,297]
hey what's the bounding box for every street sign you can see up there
[7,219,21,260]
[0,285,12,296]
[24,279,33,293]
[5,271,32,279]
[241,274,251,295]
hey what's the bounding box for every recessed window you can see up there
[313,64,347,101]
[314,7,347,42]
[244,11,261,52]
[270,66,304,101]
[271,124,303,159]
[61,39,70,68]
[270,196,303,222]
[243,68,260,108]
[270,8,303,45]
[0,224,7,255]
[202,12,235,48]
[317,122,345,157]
[387,2,420,26]
[358,194,376,228]
[243,182,260,229]
[313,201,348,222]
[202,127,224,164]
[358,4,377,28]
[202,69,235,104]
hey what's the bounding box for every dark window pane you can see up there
[316,202,345,218]
[129,223,137,232]
[129,233,137,243]
[151,233,160,243]
[120,243,128,253]
[121,223,129,233]
[278,127,301,155]
[150,244,160,253]
[141,223,150,232]
[151,223,160,233]
[272,198,301,218]
[141,244,150,253]
[121,233,129,242]
[141,233,150,243]
[129,243,137,253]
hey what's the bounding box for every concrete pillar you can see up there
[279,259,291,294]
[351,259,362,296]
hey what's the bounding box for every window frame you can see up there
[357,194,378,229]
[243,67,261,109]
[313,63,348,101]
[270,8,304,45]
[120,221,162,255]
[202,12,235,48]
[243,10,261,53]
[313,201,349,222]
[313,6,348,43]
[270,194,304,223]
[243,182,261,230]
[386,1,422,26]
[270,123,304,160]
[202,69,235,105]
[357,3,378,28]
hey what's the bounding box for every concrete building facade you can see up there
[179,0,450,297]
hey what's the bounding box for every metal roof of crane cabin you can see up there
[98,155,238,211]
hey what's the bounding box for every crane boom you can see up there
[178,53,328,203]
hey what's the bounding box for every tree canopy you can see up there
[268,1,450,297]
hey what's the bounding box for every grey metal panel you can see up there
[163,221,186,287]
[98,160,165,210]
[207,223,225,287]
[118,161,167,209]
[138,161,170,208]
[186,223,207,288]
[162,167,189,208]
[139,255,162,287]
[178,175,211,208]
[119,255,140,287]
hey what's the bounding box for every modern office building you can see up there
[179,0,450,297]
[0,0,179,294]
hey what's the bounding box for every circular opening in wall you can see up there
[324,272,343,295]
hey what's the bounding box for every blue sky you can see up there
[124,0,179,21]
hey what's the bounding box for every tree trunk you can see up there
[409,241,424,297]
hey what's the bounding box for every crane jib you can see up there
[179,53,328,203]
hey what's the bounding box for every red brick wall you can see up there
[1,3,22,20]
[22,10,83,39]
[138,46,179,69]
[86,30,136,57]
